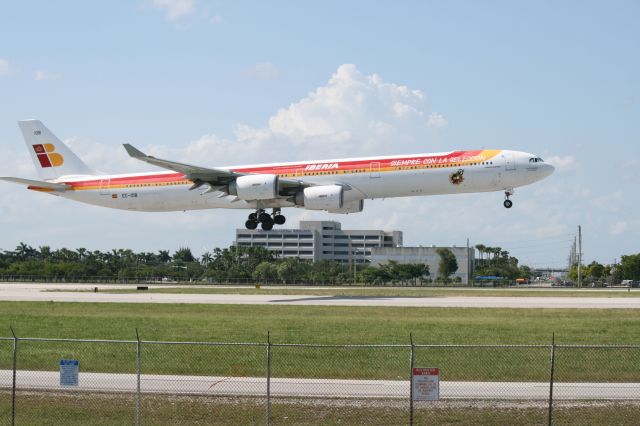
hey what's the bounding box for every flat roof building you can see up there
[235,221,402,263]
[370,246,474,284]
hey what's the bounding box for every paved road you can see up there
[1,370,638,400]
[1,283,640,308]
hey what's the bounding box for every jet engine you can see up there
[228,174,279,200]
[296,185,343,210]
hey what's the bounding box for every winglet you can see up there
[123,144,147,158]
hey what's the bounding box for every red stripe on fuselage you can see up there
[232,150,484,174]
[62,150,490,188]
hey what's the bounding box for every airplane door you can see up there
[369,162,381,178]
[505,155,516,171]
[99,179,110,195]
[296,168,304,177]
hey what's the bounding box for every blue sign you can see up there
[60,359,79,386]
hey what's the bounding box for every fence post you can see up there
[265,331,271,426]
[409,333,414,426]
[135,328,141,426]
[547,333,556,426]
[10,326,17,426]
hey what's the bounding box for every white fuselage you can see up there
[46,149,553,213]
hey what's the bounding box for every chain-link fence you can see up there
[2,334,640,425]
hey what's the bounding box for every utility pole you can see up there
[578,225,582,288]
[467,238,472,285]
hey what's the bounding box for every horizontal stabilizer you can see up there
[0,177,71,192]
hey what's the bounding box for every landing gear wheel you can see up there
[503,199,513,209]
[258,212,271,223]
[245,220,258,230]
[261,220,274,231]
[274,215,286,225]
[248,212,257,221]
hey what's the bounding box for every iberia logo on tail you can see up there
[32,144,64,168]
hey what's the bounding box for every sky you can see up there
[0,0,638,268]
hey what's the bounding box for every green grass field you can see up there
[2,393,640,425]
[1,302,640,382]
[2,301,640,344]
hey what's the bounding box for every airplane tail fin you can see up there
[18,119,95,180]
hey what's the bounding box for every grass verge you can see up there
[1,302,640,381]
[2,392,640,425]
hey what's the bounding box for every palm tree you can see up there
[201,252,213,265]
[475,244,486,266]
[39,246,52,260]
[76,248,87,262]
[492,247,502,264]
[15,242,36,261]
[158,250,171,263]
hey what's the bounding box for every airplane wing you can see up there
[123,144,314,196]
[123,144,242,187]
[0,177,71,192]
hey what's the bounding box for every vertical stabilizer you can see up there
[18,119,95,180]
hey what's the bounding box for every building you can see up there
[235,221,402,263]
[370,246,474,284]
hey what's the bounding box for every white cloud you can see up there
[152,0,195,21]
[209,14,222,25]
[624,159,639,168]
[0,59,12,76]
[246,62,281,80]
[609,221,628,235]
[34,70,62,81]
[262,64,441,157]
[546,155,577,172]
[24,64,443,173]
[427,112,448,128]
[69,64,447,171]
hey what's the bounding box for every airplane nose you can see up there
[544,163,555,177]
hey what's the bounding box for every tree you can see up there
[173,247,196,263]
[252,262,278,282]
[200,252,213,265]
[436,248,458,281]
[587,261,605,281]
[15,243,36,261]
[39,246,52,260]
[158,250,172,263]
[403,263,430,285]
[277,258,307,283]
[620,254,640,280]
[475,244,486,266]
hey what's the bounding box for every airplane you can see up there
[1,120,554,230]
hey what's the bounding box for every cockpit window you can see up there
[529,157,544,163]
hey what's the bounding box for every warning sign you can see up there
[60,359,79,387]
[412,367,439,401]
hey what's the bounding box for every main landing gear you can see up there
[245,208,286,230]
[503,189,514,209]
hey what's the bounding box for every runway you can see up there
[1,370,638,400]
[1,284,640,308]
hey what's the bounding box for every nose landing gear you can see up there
[503,189,514,209]
[245,209,287,230]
